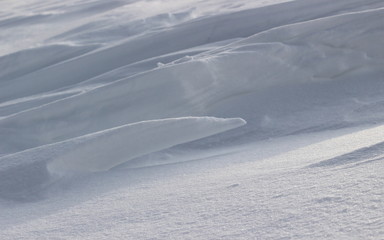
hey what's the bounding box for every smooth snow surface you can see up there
[0,0,383,239]
[48,117,246,172]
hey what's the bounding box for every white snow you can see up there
[0,0,383,239]
[48,117,246,173]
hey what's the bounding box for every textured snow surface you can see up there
[0,0,383,239]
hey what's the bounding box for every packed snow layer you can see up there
[1,0,384,155]
[1,125,383,239]
[48,117,245,172]
[0,116,245,201]
[0,0,383,239]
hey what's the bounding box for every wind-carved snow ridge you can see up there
[1,0,384,238]
[308,141,384,168]
[0,116,245,201]
[2,4,384,156]
[48,117,246,173]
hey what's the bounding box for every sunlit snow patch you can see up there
[48,116,245,173]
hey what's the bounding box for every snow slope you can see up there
[0,0,383,239]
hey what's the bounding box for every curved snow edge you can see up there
[47,117,246,173]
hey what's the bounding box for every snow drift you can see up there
[0,0,383,238]
[1,3,384,155]
[0,116,245,201]
[48,117,245,172]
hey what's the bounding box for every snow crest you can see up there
[0,116,244,201]
[48,117,246,173]
[0,0,384,238]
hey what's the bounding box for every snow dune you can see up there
[1,1,384,154]
[0,116,244,201]
[1,0,381,103]
[48,116,245,173]
[0,0,383,239]
[1,123,382,238]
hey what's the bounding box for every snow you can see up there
[48,117,246,173]
[0,0,383,239]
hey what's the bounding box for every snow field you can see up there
[0,0,383,239]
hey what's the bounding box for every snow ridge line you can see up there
[0,0,380,103]
[0,116,245,201]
